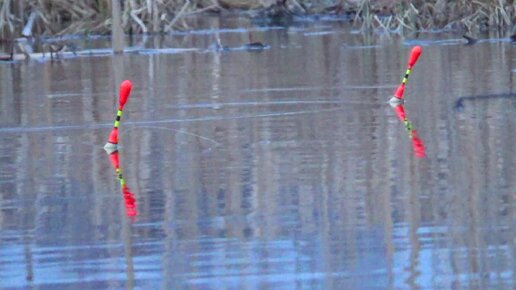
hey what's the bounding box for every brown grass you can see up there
[354,0,515,33]
[0,0,514,40]
[0,0,218,40]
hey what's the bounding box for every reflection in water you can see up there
[0,17,514,290]
[107,148,137,289]
[390,103,426,158]
[108,150,138,219]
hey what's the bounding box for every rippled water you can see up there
[0,16,515,289]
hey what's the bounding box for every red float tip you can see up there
[408,46,422,68]
[394,84,405,99]
[108,128,119,144]
[119,80,132,109]
[109,151,120,169]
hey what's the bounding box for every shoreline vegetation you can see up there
[0,0,514,41]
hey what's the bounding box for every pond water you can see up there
[0,16,515,289]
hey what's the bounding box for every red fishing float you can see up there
[104,80,133,153]
[389,47,425,158]
[391,46,422,102]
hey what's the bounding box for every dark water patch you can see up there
[403,38,465,46]
[404,37,513,47]
[454,93,516,112]
[170,26,285,36]
[205,42,271,52]
[250,14,352,28]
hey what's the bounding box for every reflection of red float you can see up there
[122,185,137,218]
[410,130,426,158]
[392,103,426,158]
[108,150,138,219]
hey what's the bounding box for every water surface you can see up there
[0,17,515,289]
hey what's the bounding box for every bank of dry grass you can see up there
[353,0,515,33]
[0,0,514,40]
[0,0,218,39]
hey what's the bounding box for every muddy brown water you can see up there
[0,17,515,289]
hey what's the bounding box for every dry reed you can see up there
[0,0,514,40]
[0,0,218,40]
[352,0,515,33]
